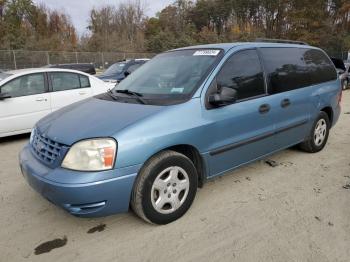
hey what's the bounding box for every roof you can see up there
[6,68,91,75]
[173,42,317,53]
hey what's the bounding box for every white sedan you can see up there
[0,68,111,138]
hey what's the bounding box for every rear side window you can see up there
[302,49,337,84]
[260,48,309,94]
[50,72,81,91]
[79,75,90,88]
[216,49,265,100]
[260,48,337,94]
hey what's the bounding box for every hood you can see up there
[36,97,164,145]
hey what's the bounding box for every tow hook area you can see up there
[63,201,107,215]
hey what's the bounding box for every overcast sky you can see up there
[33,0,174,35]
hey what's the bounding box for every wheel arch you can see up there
[166,144,206,188]
[138,144,207,188]
[320,106,333,126]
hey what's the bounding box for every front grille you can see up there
[31,130,63,166]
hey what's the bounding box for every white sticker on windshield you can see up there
[193,50,220,56]
[171,88,184,93]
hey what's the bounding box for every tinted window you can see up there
[260,48,337,94]
[1,73,45,97]
[216,49,265,100]
[260,48,310,94]
[79,75,90,88]
[50,72,81,91]
[302,49,337,84]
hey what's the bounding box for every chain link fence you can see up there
[0,50,156,71]
[0,49,348,72]
[326,50,349,61]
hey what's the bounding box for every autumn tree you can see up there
[0,0,77,50]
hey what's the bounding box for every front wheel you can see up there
[131,150,198,224]
[299,112,330,153]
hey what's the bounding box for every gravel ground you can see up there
[0,91,349,262]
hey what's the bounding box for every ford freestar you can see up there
[19,41,341,224]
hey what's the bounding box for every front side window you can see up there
[50,72,81,91]
[216,49,265,100]
[1,73,46,98]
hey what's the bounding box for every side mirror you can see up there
[209,86,237,107]
[0,92,11,100]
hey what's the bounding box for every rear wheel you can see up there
[131,150,198,224]
[299,112,330,153]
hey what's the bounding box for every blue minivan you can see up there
[19,41,342,224]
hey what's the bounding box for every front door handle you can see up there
[281,98,291,108]
[259,104,270,114]
[79,91,87,95]
[36,98,47,102]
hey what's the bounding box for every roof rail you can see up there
[255,38,308,45]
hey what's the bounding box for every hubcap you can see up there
[151,166,190,214]
[314,119,327,146]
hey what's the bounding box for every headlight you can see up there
[62,138,117,171]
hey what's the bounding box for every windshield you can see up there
[102,62,127,75]
[113,49,222,101]
[0,73,12,81]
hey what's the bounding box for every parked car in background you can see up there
[19,41,341,224]
[46,63,96,75]
[330,57,349,90]
[343,63,350,90]
[0,68,110,137]
[98,59,150,83]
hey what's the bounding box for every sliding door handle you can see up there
[281,99,291,108]
[259,104,270,114]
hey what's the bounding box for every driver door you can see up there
[0,73,51,137]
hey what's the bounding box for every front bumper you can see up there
[19,144,140,217]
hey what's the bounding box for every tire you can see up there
[299,112,330,153]
[342,80,348,90]
[131,150,198,224]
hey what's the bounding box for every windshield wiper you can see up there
[106,89,119,101]
[116,89,143,97]
[115,89,147,104]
